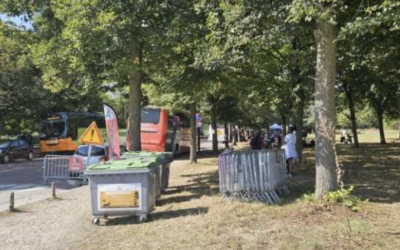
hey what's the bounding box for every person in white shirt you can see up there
[340,129,346,143]
[284,127,297,177]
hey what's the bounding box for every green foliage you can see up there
[302,186,362,212]
[337,105,377,129]
[324,186,362,212]
[0,21,46,134]
[1,0,399,137]
[301,193,315,203]
[384,119,400,130]
[289,0,345,24]
[0,19,113,135]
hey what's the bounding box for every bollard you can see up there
[51,182,56,199]
[9,192,15,212]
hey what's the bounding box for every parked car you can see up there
[72,145,107,167]
[68,145,108,178]
[74,144,107,164]
[0,139,34,163]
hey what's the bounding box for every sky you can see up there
[0,13,33,29]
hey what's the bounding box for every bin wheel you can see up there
[137,215,148,223]
[92,217,100,225]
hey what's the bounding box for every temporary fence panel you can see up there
[43,155,87,183]
[218,149,290,204]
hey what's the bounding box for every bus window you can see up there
[68,126,78,140]
[141,109,160,124]
[40,120,67,139]
[39,112,105,155]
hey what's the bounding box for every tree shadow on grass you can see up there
[288,143,400,204]
[103,207,209,226]
[167,143,400,207]
[338,143,400,203]
[173,150,224,162]
[161,171,220,205]
[151,206,208,220]
[159,194,204,205]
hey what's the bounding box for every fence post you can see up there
[51,182,56,199]
[9,192,15,212]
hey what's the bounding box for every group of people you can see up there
[249,127,354,178]
[250,127,297,177]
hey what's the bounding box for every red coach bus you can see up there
[126,107,190,156]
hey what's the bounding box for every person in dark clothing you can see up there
[250,131,265,150]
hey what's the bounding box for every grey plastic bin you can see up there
[85,159,157,225]
[122,152,173,192]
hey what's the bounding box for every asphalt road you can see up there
[0,157,78,211]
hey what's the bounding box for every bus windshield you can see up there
[141,109,160,124]
[40,120,67,138]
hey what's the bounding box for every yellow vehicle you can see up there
[39,112,105,155]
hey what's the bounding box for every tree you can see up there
[340,0,400,144]
[0,19,107,135]
[290,0,341,198]
[313,1,339,198]
[199,0,318,162]
[0,21,45,134]
[3,0,180,151]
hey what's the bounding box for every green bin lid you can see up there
[86,158,157,172]
[123,151,173,162]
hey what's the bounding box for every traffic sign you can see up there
[79,122,104,145]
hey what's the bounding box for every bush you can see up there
[323,186,362,212]
[301,186,363,212]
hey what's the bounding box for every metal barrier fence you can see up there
[218,149,290,204]
[43,155,86,184]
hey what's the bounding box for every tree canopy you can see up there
[2,0,400,197]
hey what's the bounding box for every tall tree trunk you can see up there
[190,102,197,163]
[281,113,287,135]
[343,84,360,148]
[211,101,218,153]
[197,127,201,153]
[377,107,386,144]
[291,37,305,164]
[233,125,238,146]
[314,17,338,199]
[229,125,233,142]
[295,89,305,164]
[128,47,142,151]
[224,121,229,149]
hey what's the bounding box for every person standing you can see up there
[250,131,265,150]
[340,129,346,144]
[284,127,297,177]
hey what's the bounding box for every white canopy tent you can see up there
[269,124,282,130]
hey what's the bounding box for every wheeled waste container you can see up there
[122,152,173,192]
[85,159,158,225]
